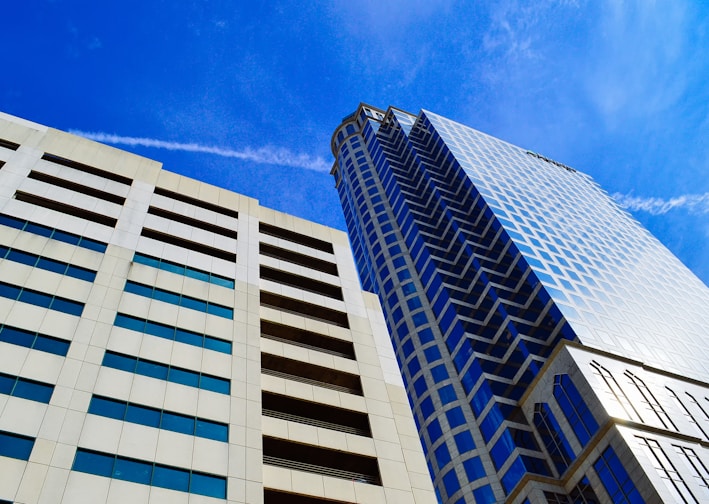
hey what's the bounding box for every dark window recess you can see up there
[41,153,132,185]
[153,187,239,219]
[263,437,381,485]
[265,489,354,504]
[0,161,5,169]
[141,228,236,262]
[28,171,126,205]
[263,391,370,437]
[260,223,333,253]
[0,139,20,151]
[261,353,362,396]
[15,191,117,227]
[260,266,343,300]
[260,243,338,276]
[147,206,237,239]
[261,292,349,328]
[261,320,355,360]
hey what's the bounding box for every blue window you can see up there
[472,484,496,504]
[0,372,54,403]
[454,431,475,454]
[0,430,35,460]
[463,457,486,481]
[0,325,70,356]
[442,468,461,497]
[435,443,451,470]
[424,345,441,363]
[0,281,83,316]
[445,407,465,428]
[431,364,448,383]
[114,314,231,354]
[102,351,230,395]
[594,446,645,504]
[553,375,599,446]
[0,214,107,252]
[427,419,443,443]
[72,449,227,498]
[534,403,575,474]
[124,281,233,319]
[0,245,96,281]
[438,384,456,405]
[88,395,228,441]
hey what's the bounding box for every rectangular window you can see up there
[153,187,238,219]
[88,395,228,441]
[0,139,20,150]
[124,281,232,319]
[41,153,132,185]
[133,252,234,288]
[147,206,237,239]
[260,265,343,300]
[260,243,338,276]
[140,228,236,262]
[594,446,645,504]
[0,214,107,252]
[0,245,96,281]
[0,372,54,403]
[0,281,84,316]
[114,313,231,354]
[0,431,35,460]
[72,448,226,498]
[102,351,230,394]
[259,223,333,253]
[0,324,70,356]
[15,191,117,227]
[27,171,126,205]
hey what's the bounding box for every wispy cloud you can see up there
[69,130,331,172]
[613,192,709,215]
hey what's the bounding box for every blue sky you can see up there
[2,1,708,286]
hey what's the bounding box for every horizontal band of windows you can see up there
[41,153,133,185]
[0,324,70,356]
[0,138,20,151]
[0,281,84,316]
[260,223,333,254]
[260,266,343,300]
[147,206,238,239]
[261,320,355,360]
[0,214,107,252]
[260,243,338,276]
[133,252,234,288]
[72,448,226,498]
[0,371,54,403]
[261,291,348,328]
[102,350,230,394]
[261,353,362,396]
[124,280,233,319]
[153,186,239,219]
[0,244,96,282]
[28,170,126,205]
[114,313,231,354]
[15,191,118,227]
[88,395,228,441]
[0,430,35,461]
[141,228,236,262]
[262,391,370,436]
[265,489,355,504]
[263,437,381,485]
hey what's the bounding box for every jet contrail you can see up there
[613,192,709,215]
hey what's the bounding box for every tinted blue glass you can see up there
[203,337,231,354]
[161,411,194,435]
[0,431,34,460]
[446,407,465,428]
[152,464,189,492]
[0,245,8,257]
[187,269,210,283]
[114,314,145,332]
[0,282,21,300]
[454,431,475,454]
[463,457,486,481]
[51,229,78,244]
[199,374,230,394]
[427,419,443,443]
[89,396,126,420]
[189,472,227,498]
[125,281,152,297]
[501,456,526,493]
[153,288,180,305]
[168,367,199,387]
[472,484,496,504]
[179,296,205,311]
[206,304,233,319]
[133,253,159,268]
[103,352,137,372]
[24,223,52,237]
[420,397,435,419]
[438,385,456,405]
[50,297,83,316]
[554,375,598,447]
[137,360,168,380]
[162,261,184,275]
[66,265,96,281]
[126,404,161,427]
[424,346,441,363]
[175,328,203,347]
[431,365,448,383]
[114,457,152,484]
[594,447,646,504]
[19,289,51,308]
[0,326,35,347]
[211,276,234,289]
[80,238,107,252]
[8,249,37,266]
[33,335,70,356]
[195,419,228,441]
[73,449,114,477]
[435,443,451,469]
[37,257,68,274]
[0,214,24,229]
[13,379,53,403]
[0,374,14,394]
[413,376,427,397]
[145,320,174,340]
[442,469,460,496]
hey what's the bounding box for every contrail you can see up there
[613,192,709,215]
[69,130,331,173]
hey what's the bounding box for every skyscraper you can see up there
[331,104,709,503]
[0,111,437,504]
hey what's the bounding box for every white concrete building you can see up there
[0,112,437,504]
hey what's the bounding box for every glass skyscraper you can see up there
[331,104,709,503]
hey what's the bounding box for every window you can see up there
[590,361,642,422]
[0,214,107,252]
[260,243,337,276]
[674,445,709,501]
[140,228,236,262]
[15,191,117,227]
[625,371,677,431]
[0,372,54,403]
[153,186,238,219]
[0,138,20,150]
[102,351,230,394]
[72,448,226,498]
[0,245,96,281]
[259,223,334,253]
[0,431,34,460]
[593,446,645,504]
[27,170,125,204]
[147,206,237,238]
[114,313,231,354]
[41,153,132,184]
[260,320,355,360]
[553,374,599,446]
[0,324,70,356]
[0,281,84,316]
[260,291,348,328]
[260,265,343,300]
[133,252,234,288]
[124,281,233,319]
[534,403,575,474]
[88,395,228,441]
[636,436,695,503]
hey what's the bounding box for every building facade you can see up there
[0,111,437,504]
[331,104,709,503]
